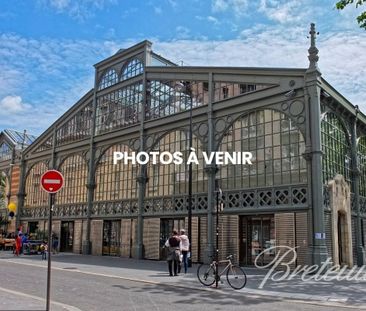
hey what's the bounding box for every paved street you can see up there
[0,252,364,311]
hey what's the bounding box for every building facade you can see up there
[0,130,36,233]
[2,24,366,267]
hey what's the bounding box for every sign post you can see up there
[40,170,64,311]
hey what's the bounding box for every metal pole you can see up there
[46,193,54,311]
[215,188,219,288]
[188,87,193,268]
[352,106,365,266]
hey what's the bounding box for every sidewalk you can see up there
[1,251,366,309]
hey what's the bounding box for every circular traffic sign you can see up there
[41,170,64,193]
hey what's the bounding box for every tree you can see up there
[336,0,366,29]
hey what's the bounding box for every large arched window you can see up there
[95,82,143,134]
[56,155,88,204]
[56,102,93,145]
[321,113,351,186]
[146,130,205,197]
[358,137,366,196]
[121,58,143,81]
[219,109,307,190]
[24,162,49,207]
[0,143,12,161]
[95,144,138,201]
[98,69,118,90]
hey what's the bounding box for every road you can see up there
[0,258,357,311]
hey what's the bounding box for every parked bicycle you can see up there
[197,255,247,290]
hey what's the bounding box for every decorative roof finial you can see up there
[307,23,320,74]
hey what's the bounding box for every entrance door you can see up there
[239,215,275,265]
[337,212,345,265]
[60,221,74,252]
[103,220,121,256]
[28,222,39,235]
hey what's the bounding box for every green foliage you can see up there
[336,0,366,29]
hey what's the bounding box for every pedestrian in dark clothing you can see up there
[52,234,59,254]
[21,234,28,254]
[165,229,181,276]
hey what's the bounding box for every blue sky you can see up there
[0,0,365,135]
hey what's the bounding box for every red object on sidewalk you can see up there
[40,170,64,193]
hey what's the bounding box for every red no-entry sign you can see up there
[41,170,64,193]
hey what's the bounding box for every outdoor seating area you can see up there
[0,235,15,250]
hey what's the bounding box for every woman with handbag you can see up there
[165,229,181,276]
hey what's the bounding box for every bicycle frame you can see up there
[210,258,233,277]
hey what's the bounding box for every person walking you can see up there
[21,233,28,254]
[40,241,48,260]
[165,229,181,276]
[179,229,190,274]
[14,233,22,256]
[52,233,59,254]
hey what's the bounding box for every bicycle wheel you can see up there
[197,264,216,286]
[226,265,247,290]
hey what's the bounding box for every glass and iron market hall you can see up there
[1,25,366,267]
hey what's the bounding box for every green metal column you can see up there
[135,44,151,259]
[83,69,98,255]
[204,72,216,263]
[351,107,365,266]
[306,23,329,267]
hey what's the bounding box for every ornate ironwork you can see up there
[92,200,138,217]
[323,185,330,211]
[21,199,141,219]
[21,203,88,220]
[360,196,366,215]
[144,193,208,215]
[221,185,308,210]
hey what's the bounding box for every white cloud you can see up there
[212,0,229,12]
[207,16,220,24]
[38,0,117,20]
[196,15,220,25]
[258,0,302,23]
[49,0,70,10]
[257,0,330,25]
[0,96,31,113]
[212,0,248,16]
[175,26,191,39]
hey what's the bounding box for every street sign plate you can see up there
[41,170,64,193]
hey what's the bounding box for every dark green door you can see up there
[60,221,74,252]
